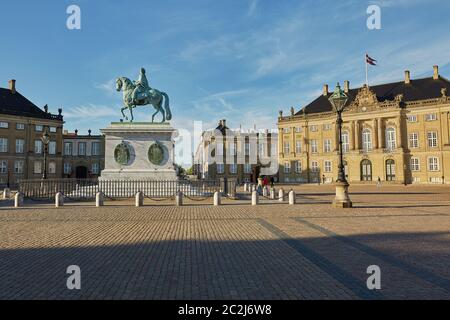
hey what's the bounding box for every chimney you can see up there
[323,84,329,96]
[433,65,439,80]
[405,70,411,84]
[8,79,16,94]
[222,119,226,128]
[344,80,350,93]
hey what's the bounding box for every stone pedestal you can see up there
[332,181,353,208]
[100,122,177,180]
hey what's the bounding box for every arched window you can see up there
[341,131,350,153]
[386,127,397,151]
[386,159,396,181]
[362,129,372,152]
[361,159,373,181]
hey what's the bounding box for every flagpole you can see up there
[365,53,369,87]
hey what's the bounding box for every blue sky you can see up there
[1,0,450,139]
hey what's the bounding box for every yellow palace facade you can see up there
[278,66,450,185]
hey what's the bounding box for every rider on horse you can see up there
[132,68,152,103]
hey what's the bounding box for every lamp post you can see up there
[329,83,353,208]
[41,128,50,180]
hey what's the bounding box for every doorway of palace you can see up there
[360,159,373,181]
[75,166,88,179]
[386,159,396,181]
[251,165,261,183]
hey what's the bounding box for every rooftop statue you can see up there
[116,68,172,122]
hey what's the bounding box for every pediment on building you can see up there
[347,85,379,113]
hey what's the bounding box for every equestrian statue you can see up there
[116,68,172,122]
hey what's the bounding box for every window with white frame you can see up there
[244,143,250,156]
[216,163,224,174]
[323,124,332,131]
[386,128,397,150]
[64,142,73,156]
[230,163,237,174]
[92,142,101,156]
[311,161,319,172]
[284,161,291,173]
[35,125,43,132]
[49,141,56,155]
[0,122,9,128]
[244,163,252,174]
[410,158,420,171]
[78,142,86,156]
[0,138,8,153]
[295,161,302,173]
[342,131,349,153]
[427,132,438,148]
[283,128,290,134]
[92,163,100,174]
[49,127,57,133]
[48,162,56,174]
[283,142,290,154]
[295,127,302,133]
[362,129,372,151]
[34,140,42,154]
[295,141,302,154]
[34,161,42,174]
[425,113,437,121]
[409,133,419,148]
[64,163,72,175]
[0,160,7,173]
[309,125,318,132]
[16,123,25,130]
[428,157,439,171]
[324,160,332,173]
[407,115,417,122]
[310,140,318,154]
[324,139,332,153]
[15,139,24,154]
[14,160,24,174]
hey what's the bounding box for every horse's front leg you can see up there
[130,107,134,122]
[121,107,128,121]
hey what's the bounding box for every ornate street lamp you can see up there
[41,127,51,180]
[328,83,352,208]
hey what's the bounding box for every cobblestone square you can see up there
[1,185,450,300]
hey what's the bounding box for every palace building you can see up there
[0,80,64,186]
[194,119,278,184]
[278,66,450,185]
[62,129,105,179]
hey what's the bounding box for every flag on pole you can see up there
[366,54,377,66]
[365,53,377,87]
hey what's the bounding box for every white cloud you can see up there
[64,104,118,119]
[94,78,116,95]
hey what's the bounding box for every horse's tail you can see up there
[161,92,172,121]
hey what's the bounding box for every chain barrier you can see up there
[183,194,214,202]
[143,192,176,202]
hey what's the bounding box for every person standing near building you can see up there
[377,177,382,189]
